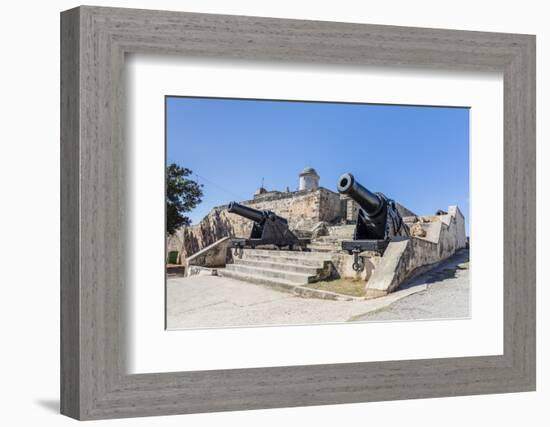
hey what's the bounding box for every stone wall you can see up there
[364,206,467,298]
[167,208,245,264]
[318,189,342,223]
[242,187,342,230]
[167,187,343,264]
[343,197,357,222]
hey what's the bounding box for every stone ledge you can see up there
[186,236,231,271]
[365,288,389,299]
[215,186,337,207]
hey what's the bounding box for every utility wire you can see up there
[193,172,249,201]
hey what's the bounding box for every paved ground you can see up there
[354,249,470,321]
[166,249,470,329]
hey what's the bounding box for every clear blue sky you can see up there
[166,97,469,233]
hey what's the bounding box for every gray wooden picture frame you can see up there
[60,5,536,420]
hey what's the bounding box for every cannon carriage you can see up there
[226,201,310,256]
[337,173,409,270]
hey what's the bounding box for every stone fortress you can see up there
[167,167,467,299]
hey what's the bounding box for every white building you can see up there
[299,167,320,190]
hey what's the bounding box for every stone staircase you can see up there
[219,249,334,291]
[307,236,342,252]
[218,225,355,292]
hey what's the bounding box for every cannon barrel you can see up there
[337,173,383,216]
[227,202,266,223]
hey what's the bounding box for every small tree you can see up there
[166,163,203,235]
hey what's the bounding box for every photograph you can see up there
[165,96,470,329]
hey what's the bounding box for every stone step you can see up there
[219,269,302,293]
[233,258,322,275]
[308,247,339,253]
[241,252,327,267]
[242,248,331,261]
[219,268,358,301]
[309,239,341,246]
[307,243,341,253]
[315,236,342,243]
[225,263,313,284]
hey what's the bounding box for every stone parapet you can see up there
[364,205,467,298]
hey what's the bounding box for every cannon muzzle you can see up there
[227,201,266,224]
[337,173,383,216]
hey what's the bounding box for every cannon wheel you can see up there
[351,248,365,272]
[233,246,244,259]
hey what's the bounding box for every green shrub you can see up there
[167,251,179,264]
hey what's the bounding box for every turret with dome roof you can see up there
[299,167,320,190]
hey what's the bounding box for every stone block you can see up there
[311,221,329,239]
[365,239,411,298]
[186,236,231,269]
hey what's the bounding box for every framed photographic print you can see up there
[163,96,471,330]
[61,6,536,420]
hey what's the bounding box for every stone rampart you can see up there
[167,187,342,264]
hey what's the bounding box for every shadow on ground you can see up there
[35,399,59,413]
[399,248,470,291]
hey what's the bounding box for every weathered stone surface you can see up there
[410,222,427,237]
[168,208,242,264]
[186,236,232,269]
[311,221,329,239]
[365,239,411,298]
[330,252,381,282]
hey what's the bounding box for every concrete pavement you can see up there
[166,249,470,329]
[355,249,470,321]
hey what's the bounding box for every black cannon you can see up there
[227,202,308,256]
[337,173,409,270]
